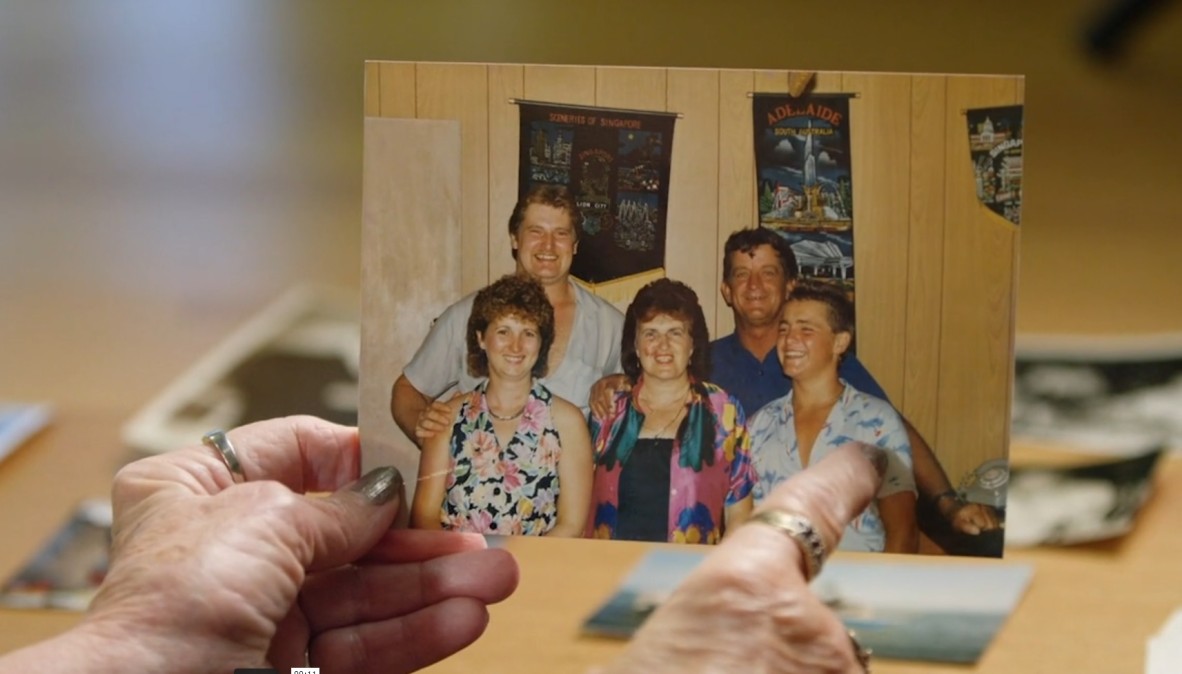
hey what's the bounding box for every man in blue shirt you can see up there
[711,229,887,414]
[714,228,1001,546]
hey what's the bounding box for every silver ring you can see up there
[747,509,827,582]
[848,629,872,672]
[202,430,246,483]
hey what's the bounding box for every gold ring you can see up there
[202,430,246,483]
[747,509,827,582]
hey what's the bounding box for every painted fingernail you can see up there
[351,466,404,505]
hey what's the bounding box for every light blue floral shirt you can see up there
[748,381,915,552]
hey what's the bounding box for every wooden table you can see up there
[430,454,1182,674]
[1,297,1178,672]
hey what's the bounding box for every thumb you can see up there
[289,466,405,572]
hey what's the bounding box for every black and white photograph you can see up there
[122,286,359,454]
[1004,448,1164,547]
[1012,333,1182,453]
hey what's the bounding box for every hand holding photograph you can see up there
[581,548,1034,664]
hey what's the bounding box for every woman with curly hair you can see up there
[587,278,755,544]
[411,274,593,536]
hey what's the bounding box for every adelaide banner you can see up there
[517,101,677,284]
[752,93,857,301]
[966,105,1023,225]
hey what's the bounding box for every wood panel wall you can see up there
[362,60,1022,487]
[359,118,462,484]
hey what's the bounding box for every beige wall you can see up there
[362,61,1022,485]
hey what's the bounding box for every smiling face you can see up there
[721,244,793,328]
[776,299,851,381]
[511,203,578,287]
[478,313,542,381]
[635,312,694,383]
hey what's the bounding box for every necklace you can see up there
[640,386,690,438]
[485,392,526,421]
[487,406,525,422]
[647,408,684,438]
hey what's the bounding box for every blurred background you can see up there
[2,0,1181,413]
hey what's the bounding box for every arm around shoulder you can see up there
[391,374,432,446]
[900,415,956,504]
[599,301,626,376]
[394,295,473,444]
[589,373,630,420]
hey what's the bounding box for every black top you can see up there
[616,437,674,542]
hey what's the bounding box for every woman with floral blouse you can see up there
[411,274,592,536]
[587,278,755,544]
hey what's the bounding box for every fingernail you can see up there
[860,445,888,478]
[351,466,404,505]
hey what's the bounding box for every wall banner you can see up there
[517,100,677,285]
[752,93,857,301]
[966,105,1023,226]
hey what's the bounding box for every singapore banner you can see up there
[517,100,677,285]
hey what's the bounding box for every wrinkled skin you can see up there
[16,417,519,674]
[0,417,876,674]
[600,442,880,674]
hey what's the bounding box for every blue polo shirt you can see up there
[709,333,888,416]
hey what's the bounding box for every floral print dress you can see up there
[442,380,563,536]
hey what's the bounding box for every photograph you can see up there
[582,548,1033,664]
[1005,448,1165,547]
[0,402,52,465]
[0,500,112,611]
[122,286,359,455]
[359,62,1022,557]
[1012,332,1182,453]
